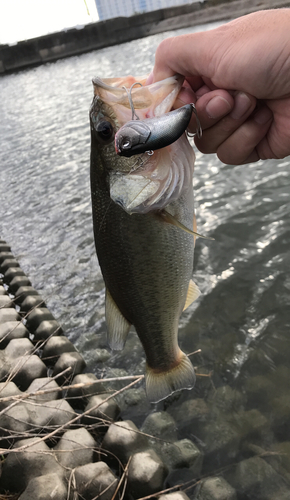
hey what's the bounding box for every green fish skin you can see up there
[90,75,198,403]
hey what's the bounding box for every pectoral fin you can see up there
[105,289,131,350]
[161,210,214,240]
[183,279,201,311]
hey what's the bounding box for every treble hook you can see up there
[122,82,143,121]
[187,103,202,139]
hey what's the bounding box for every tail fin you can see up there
[145,351,196,403]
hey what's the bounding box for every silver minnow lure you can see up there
[115,104,193,157]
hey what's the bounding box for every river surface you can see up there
[1,21,290,498]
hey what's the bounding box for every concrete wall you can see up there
[0,0,289,74]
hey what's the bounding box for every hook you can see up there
[122,82,143,120]
[187,103,202,139]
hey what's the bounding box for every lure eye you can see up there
[121,139,131,150]
[95,120,114,144]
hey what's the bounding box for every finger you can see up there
[152,33,214,82]
[172,85,196,109]
[172,87,234,133]
[195,92,257,153]
[216,105,273,165]
[192,90,234,131]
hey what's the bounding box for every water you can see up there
[1,21,290,497]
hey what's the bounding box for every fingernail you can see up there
[230,92,252,120]
[205,95,232,119]
[253,106,272,124]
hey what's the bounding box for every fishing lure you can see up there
[115,104,200,157]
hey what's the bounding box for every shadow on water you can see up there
[1,20,290,499]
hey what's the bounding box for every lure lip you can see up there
[115,104,193,157]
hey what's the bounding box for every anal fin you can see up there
[105,289,131,350]
[183,279,201,311]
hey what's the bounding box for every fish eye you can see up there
[95,120,114,144]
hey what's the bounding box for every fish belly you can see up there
[91,176,196,402]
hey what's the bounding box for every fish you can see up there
[115,104,193,157]
[90,74,201,403]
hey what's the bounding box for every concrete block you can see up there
[200,418,241,470]
[0,258,20,272]
[0,321,29,348]
[0,402,31,437]
[128,449,168,498]
[34,320,63,340]
[0,308,22,323]
[18,473,67,500]
[54,427,96,470]
[93,348,111,362]
[141,411,177,440]
[42,336,76,362]
[0,244,11,253]
[168,397,210,437]
[0,381,22,409]
[195,477,237,500]
[0,285,6,295]
[52,352,86,382]
[210,385,246,415]
[159,493,191,500]
[14,285,40,302]
[230,409,270,442]
[160,439,203,474]
[82,393,120,425]
[1,437,62,491]
[0,251,13,264]
[12,354,48,390]
[74,462,117,500]
[26,308,56,332]
[21,294,46,312]
[5,338,34,359]
[233,456,287,499]
[0,295,13,308]
[27,377,61,402]
[0,351,9,380]
[8,275,32,293]
[270,395,290,439]
[4,267,26,284]
[27,399,75,429]
[66,373,106,408]
[102,420,147,463]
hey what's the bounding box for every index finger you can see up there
[152,33,214,83]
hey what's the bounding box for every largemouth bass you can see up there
[90,75,200,403]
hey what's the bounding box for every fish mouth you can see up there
[92,74,184,124]
[92,75,195,214]
[110,134,194,214]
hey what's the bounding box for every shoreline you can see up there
[1,0,290,75]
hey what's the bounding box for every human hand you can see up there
[149,9,290,164]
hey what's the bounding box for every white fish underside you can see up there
[110,133,195,214]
